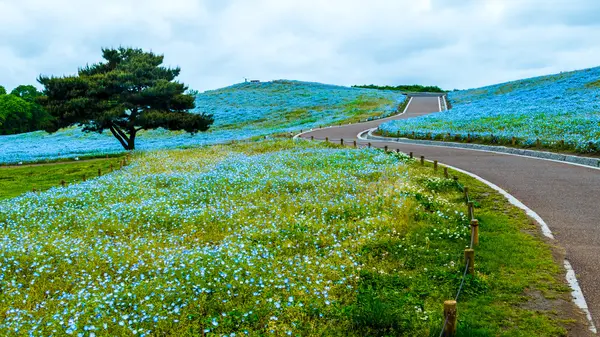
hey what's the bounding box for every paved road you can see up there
[300,96,600,330]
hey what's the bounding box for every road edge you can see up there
[440,161,597,334]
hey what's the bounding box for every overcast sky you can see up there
[1,0,599,92]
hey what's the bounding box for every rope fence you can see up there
[30,154,131,193]
[305,136,481,337]
[438,167,479,337]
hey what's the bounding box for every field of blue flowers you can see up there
[0,80,404,164]
[379,67,600,153]
[0,140,572,336]
[0,141,460,335]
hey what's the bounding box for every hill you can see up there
[379,67,600,154]
[0,80,404,164]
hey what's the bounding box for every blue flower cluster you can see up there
[379,67,600,152]
[0,81,404,164]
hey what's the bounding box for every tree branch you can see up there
[111,123,130,142]
[109,124,129,150]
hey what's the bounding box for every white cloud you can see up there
[0,0,599,92]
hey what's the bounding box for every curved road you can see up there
[300,96,600,331]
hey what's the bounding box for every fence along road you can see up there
[298,95,600,332]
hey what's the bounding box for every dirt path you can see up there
[299,95,600,333]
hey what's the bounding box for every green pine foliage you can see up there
[38,47,214,150]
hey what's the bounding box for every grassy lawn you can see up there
[0,140,581,336]
[0,156,126,200]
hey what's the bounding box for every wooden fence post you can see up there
[443,300,457,337]
[98,168,102,177]
[420,156,425,166]
[471,219,479,246]
[468,201,474,220]
[353,140,357,148]
[464,187,469,202]
[325,137,329,143]
[465,249,475,275]
[60,180,66,187]
[340,139,344,146]
[311,136,314,141]
[368,143,371,148]
[384,145,388,152]
[83,174,86,182]
[444,167,449,178]
[434,161,438,171]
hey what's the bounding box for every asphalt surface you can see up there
[300,96,600,329]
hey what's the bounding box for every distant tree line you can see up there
[353,84,445,93]
[0,85,52,135]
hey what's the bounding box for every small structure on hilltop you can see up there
[250,80,260,83]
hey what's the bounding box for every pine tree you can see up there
[38,47,213,150]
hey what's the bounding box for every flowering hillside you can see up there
[379,67,600,153]
[0,140,572,336]
[0,81,404,164]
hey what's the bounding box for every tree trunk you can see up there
[109,124,137,151]
[127,129,137,150]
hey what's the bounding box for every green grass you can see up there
[585,79,600,88]
[0,140,579,336]
[340,96,396,123]
[0,156,126,199]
